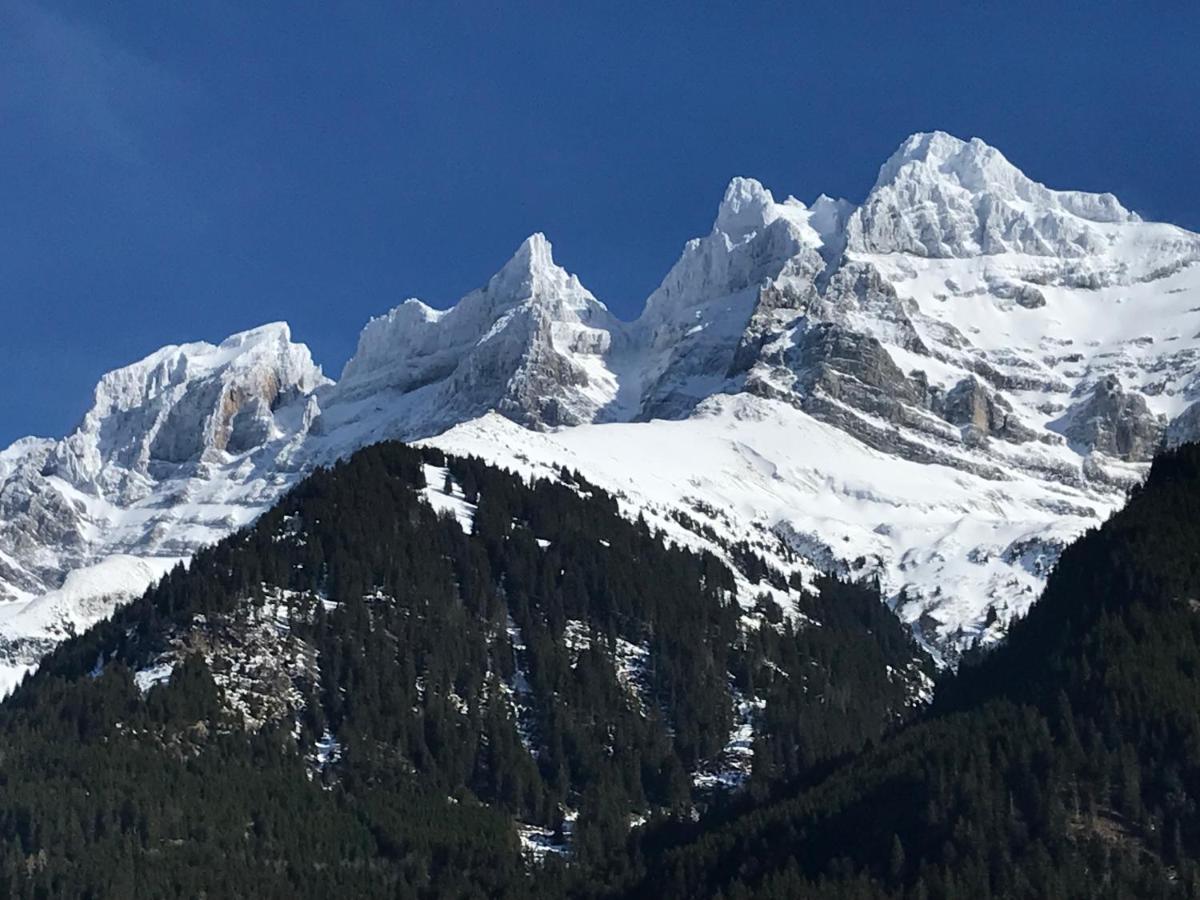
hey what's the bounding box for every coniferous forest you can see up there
[0,442,927,898]
[4,439,1200,896]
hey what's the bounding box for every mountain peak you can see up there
[329,227,622,435]
[216,321,295,352]
[478,231,613,324]
[848,130,1139,257]
[715,177,778,238]
[871,130,1135,225]
[878,131,986,175]
[44,322,327,493]
[488,232,564,294]
[87,322,322,414]
[874,131,1036,199]
[5,127,1200,694]
[477,234,607,324]
[510,231,555,270]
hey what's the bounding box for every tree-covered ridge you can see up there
[629,443,1200,899]
[0,441,928,898]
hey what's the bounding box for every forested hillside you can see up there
[624,443,1200,899]
[15,436,1200,898]
[0,442,928,898]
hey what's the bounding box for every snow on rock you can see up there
[633,176,835,419]
[126,591,322,732]
[310,730,342,774]
[0,322,327,614]
[133,659,176,694]
[49,322,327,494]
[848,131,1142,259]
[500,616,538,757]
[321,232,629,443]
[517,811,575,863]
[614,635,651,712]
[693,688,765,790]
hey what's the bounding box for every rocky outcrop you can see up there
[1167,400,1200,448]
[745,325,1013,479]
[989,279,1047,309]
[939,376,1038,444]
[785,323,920,411]
[817,262,929,353]
[635,178,827,419]
[1053,376,1165,461]
[728,281,817,377]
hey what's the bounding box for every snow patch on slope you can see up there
[419,464,477,533]
[425,393,1116,657]
[0,555,180,695]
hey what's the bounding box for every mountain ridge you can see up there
[3,129,1200,686]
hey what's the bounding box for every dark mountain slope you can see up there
[0,442,927,899]
[629,444,1200,899]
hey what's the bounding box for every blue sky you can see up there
[2,1,1197,445]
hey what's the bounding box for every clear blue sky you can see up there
[2,1,1197,446]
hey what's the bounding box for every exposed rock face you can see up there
[1167,400,1200,448]
[817,262,930,353]
[0,324,327,606]
[45,323,325,498]
[729,281,819,377]
[786,323,920,411]
[990,280,1047,309]
[634,177,826,419]
[1054,376,1166,461]
[940,377,1038,444]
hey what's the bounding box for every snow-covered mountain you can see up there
[3,130,1200,687]
[326,232,629,435]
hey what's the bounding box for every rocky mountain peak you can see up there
[633,179,828,419]
[848,131,1140,258]
[714,177,779,238]
[873,132,1007,193]
[45,323,326,497]
[321,233,626,441]
[486,232,580,303]
[873,131,1134,222]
